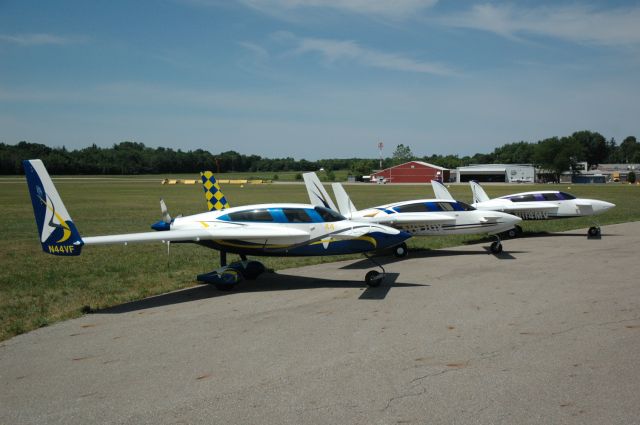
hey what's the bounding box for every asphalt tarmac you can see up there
[2,222,640,424]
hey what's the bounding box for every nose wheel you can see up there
[588,226,601,237]
[363,253,386,287]
[365,270,383,287]
[489,235,503,254]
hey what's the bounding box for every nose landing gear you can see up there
[363,253,386,287]
[489,235,503,254]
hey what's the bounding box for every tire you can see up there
[365,270,382,287]
[506,228,517,239]
[490,241,503,254]
[588,227,601,237]
[242,261,265,280]
[394,243,408,258]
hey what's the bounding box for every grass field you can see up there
[1,177,638,341]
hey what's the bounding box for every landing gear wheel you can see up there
[588,226,601,237]
[365,270,383,287]
[242,261,265,280]
[394,242,408,258]
[506,225,523,239]
[490,241,503,254]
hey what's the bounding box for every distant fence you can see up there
[162,178,272,185]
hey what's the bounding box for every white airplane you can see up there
[303,172,521,255]
[24,160,411,289]
[431,180,615,237]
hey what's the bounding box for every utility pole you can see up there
[378,141,384,170]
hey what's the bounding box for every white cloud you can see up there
[441,4,640,46]
[238,41,270,59]
[0,33,79,46]
[238,0,438,20]
[285,34,458,76]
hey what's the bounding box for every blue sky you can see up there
[1,0,639,159]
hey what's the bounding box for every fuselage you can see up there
[473,191,615,220]
[348,199,521,236]
[165,203,411,256]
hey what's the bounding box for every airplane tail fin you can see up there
[470,180,490,203]
[331,183,357,217]
[200,171,230,211]
[431,180,454,200]
[23,160,84,256]
[302,172,337,210]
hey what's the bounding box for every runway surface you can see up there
[2,222,640,424]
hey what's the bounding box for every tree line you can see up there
[1,131,638,177]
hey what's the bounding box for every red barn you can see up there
[371,161,449,184]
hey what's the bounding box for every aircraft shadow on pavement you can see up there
[520,231,619,239]
[342,248,522,270]
[97,272,424,314]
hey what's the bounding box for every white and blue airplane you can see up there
[303,172,521,255]
[431,180,615,237]
[24,160,411,289]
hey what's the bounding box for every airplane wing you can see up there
[82,225,310,246]
[356,213,456,226]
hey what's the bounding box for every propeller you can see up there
[160,198,172,223]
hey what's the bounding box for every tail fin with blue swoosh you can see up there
[23,159,84,256]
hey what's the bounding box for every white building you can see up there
[456,164,535,183]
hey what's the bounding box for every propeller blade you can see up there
[160,198,172,223]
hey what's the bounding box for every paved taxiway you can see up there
[2,222,640,424]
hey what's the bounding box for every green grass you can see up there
[1,178,638,341]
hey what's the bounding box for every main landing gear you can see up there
[505,224,523,239]
[197,251,266,290]
[363,253,386,287]
[489,235,503,254]
[393,242,409,258]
